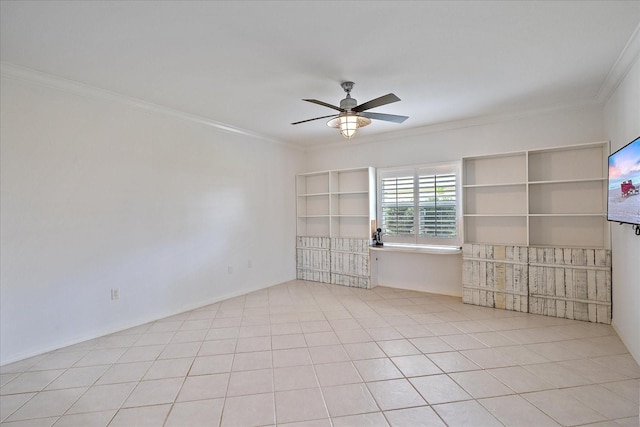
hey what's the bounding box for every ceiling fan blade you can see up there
[360,112,409,123]
[303,99,344,112]
[291,114,338,125]
[352,93,400,112]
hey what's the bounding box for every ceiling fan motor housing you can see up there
[340,97,357,110]
[340,81,357,110]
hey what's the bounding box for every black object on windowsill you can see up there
[373,228,384,246]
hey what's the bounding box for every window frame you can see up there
[377,161,462,247]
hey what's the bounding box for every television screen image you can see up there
[607,136,640,225]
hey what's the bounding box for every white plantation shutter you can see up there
[419,173,457,239]
[380,175,415,238]
[378,163,461,246]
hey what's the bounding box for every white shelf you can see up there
[529,213,605,217]
[370,245,462,255]
[529,178,607,185]
[463,182,526,188]
[464,214,527,217]
[298,192,330,197]
[333,190,369,195]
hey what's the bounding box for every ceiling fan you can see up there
[291,81,409,139]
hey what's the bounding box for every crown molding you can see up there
[0,62,302,151]
[596,22,640,103]
[0,58,617,154]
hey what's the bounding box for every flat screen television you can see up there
[607,136,640,225]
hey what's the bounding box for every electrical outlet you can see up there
[111,288,119,300]
[228,266,233,274]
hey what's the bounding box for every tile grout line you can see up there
[0,280,638,426]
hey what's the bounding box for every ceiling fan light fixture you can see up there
[292,82,407,138]
[327,113,371,139]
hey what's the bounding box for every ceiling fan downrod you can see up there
[340,81,357,110]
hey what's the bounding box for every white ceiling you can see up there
[1,1,639,148]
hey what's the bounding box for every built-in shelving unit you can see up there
[463,152,528,246]
[461,141,612,324]
[296,171,330,237]
[462,142,609,248]
[296,167,376,239]
[527,143,608,248]
[296,167,376,288]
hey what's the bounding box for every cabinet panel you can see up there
[296,237,330,283]
[330,238,371,289]
[528,247,611,324]
[462,244,529,312]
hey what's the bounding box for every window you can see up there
[378,162,461,246]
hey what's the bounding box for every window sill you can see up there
[369,244,462,255]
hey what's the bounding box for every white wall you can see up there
[305,104,605,171]
[371,250,463,297]
[305,104,605,296]
[604,56,640,363]
[0,74,303,364]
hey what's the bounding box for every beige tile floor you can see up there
[1,280,638,426]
